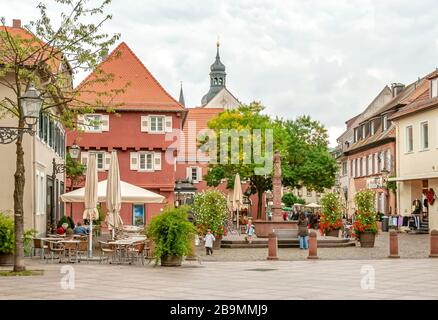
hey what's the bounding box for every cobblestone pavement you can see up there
[197,233,430,261]
[1,258,438,299]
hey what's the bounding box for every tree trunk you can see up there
[257,190,263,219]
[13,118,26,272]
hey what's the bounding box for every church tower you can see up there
[201,41,226,105]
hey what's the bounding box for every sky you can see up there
[3,0,438,146]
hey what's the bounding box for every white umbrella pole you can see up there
[112,210,116,240]
[88,218,93,258]
[237,204,240,235]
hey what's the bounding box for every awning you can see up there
[60,180,165,204]
[388,173,438,182]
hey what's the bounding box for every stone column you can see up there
[271,151,283,222]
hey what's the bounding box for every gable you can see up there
[204,88,240,109]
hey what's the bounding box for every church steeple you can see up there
[201,40,227,105]
[178,81,185,107]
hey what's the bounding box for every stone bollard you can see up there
[307,231,318,259]
[388,230,400,259]
[267,232,279,260]
[429,230,438,258]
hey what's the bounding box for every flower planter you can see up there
[359,232,376,248]
[0,253,14,266]
[326,229,340,238]
[160,255,182,267]
[213,236,222,250]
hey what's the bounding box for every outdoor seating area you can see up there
[30,233,153,266]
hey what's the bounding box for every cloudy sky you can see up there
[3,0,438,146]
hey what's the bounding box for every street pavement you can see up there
[1,258,438,299]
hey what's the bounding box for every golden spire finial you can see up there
[217,35,220,48]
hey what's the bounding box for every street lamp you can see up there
[48,143,81,234]
[0,84,43,144]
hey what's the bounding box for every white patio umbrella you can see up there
[60,180,165,203]
[106,150,122,240]
[305,203,322,208]
[83,153,99,258]
[232,173,244,233]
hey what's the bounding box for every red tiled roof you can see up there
[0,25,63,72]
[390,97,438,121]
[76,42,184,111]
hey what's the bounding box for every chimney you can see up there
[12,19,21,28]
[391,83,405,97]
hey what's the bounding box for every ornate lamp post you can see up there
[48,142,80,234]
[0,84,43,144]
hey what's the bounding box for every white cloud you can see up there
[2,0,438,146]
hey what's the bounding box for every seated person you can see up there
[65,228,74,240]
[56,223,69,235]
[73,222,89,235]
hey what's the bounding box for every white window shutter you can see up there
[165,116,172,132]
[197,167,202,181]
[77,115,85,130]
[104,152,111,170]
[154,152,162,171]
[141,116,149,132]
[130,152,138,170]
[101,115,110,131]
[186,167,191,181]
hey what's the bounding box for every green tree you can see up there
[280,116,338,192]
[0,0,124,271]
[281,192,305,207]
[203,102,281,219]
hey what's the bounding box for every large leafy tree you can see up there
[204,102,281,219]
[280,116,337,192]
[0,0,124,271]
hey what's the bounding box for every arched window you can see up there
[218,78,223,85]
[214,78,218,85]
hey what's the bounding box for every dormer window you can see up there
[370,121,375,135]
[431,78,438,98]
[362,125,366,138]
[354,128,359,142]
[383,115,388,131]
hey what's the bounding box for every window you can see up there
[385,149,392,172]
[307,189,312,197]
[356,158,360,177]
[362,125,366,139]
[351,160,355,178]
[368,155,372,176]
[373,153,378,174]
[84,114,102,132]
[354,128,359,143]
[405,125,413,152]
[139,153,154,170]
[431,78,438,98]
[149,116,164,132]
[89,152,105,170]
[36,171,45,215]
[342,162,347,176]
[420,121,429,150]
[370,121,375,135]
[191,167,199,182]
[361,157,366,176]
[383,115,388,131]
[133,204,145,226]
[379,152,384,171]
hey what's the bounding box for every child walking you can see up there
[203,229,215,255]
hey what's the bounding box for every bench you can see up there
[273,229,298,239]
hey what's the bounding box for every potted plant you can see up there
[319,192,343,237]
[146,205,196,267]
[352,190,378,247]
[192,190,228,250]
[0,212,15,266]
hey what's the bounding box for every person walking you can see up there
[245,218,256,244]
[203,229,215,255]
[298,213,309,249]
